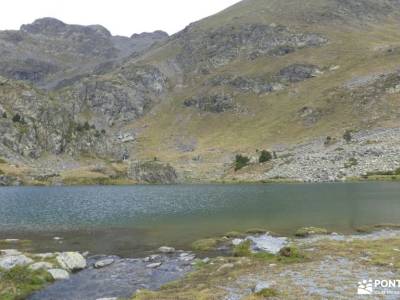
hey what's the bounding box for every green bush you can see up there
[232,240,252,257]
[12,113,21,123]
[255,288,279,297]
[259,150,272,163]
[191,238,218,251]
[234,154,250,171]
[2,112,7,118]
[83,121,91,131]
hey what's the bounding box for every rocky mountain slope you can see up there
[0,18,168,89]
[2,0,400,185]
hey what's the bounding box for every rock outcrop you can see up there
[128,161,178,184]
[184,94,234,113]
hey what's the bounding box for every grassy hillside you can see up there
[117,0,400,179]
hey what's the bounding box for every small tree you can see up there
[343,130,352,143]
[2,112,7,118]
[259,150,272,163]
[83,121,90,131]
[324,136,332,146]
[12,113,21,123]
[234,154,250,171]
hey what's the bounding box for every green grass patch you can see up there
[191,238,219,251]
[295,227,328,237]
[255,287,279,297]
[0,265,53,300]
[224,231,245,238]
[233,241,306,264]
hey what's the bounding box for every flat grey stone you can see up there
[94,258,114,269]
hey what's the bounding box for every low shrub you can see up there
[259,150,272,163]
[235,154,250,171]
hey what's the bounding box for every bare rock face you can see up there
[128,161,178,184]
[175,23,327,73]
[277,64,321,83]
[62,64,168,125]
[184,94,234,113]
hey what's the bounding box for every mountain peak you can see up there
[20,17,66,34]
[131,30,168,40]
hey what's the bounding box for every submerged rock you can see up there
[56,252,87,271]
[94,258,114,269]
[158,246,175,253]
[146,262,162,268]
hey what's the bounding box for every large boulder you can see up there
[56,252,87,271]
[0,255,33,270]
[128,161,178,184]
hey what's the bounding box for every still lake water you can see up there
[0,182,399,256]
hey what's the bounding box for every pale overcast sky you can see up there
[0,0,241,36]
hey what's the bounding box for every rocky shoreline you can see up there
[2,226,400,299]
[263,127,400,182]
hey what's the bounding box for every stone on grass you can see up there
[57,252,87,271]
[1,249,22,256]
[202,257,210,263]
[48,268,70,280]
[29,262,53,271]
[0,255,33,270]
[254,281,272,293]
[217,263,234,272]
[232,238,244,246]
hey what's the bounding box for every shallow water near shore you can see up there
[1,182,400,256]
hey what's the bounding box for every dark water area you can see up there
[0,182,399,256]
